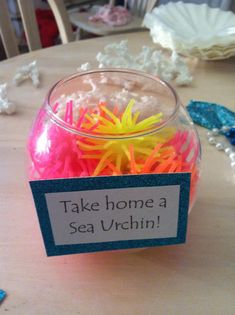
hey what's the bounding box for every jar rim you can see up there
[45,68,180,140]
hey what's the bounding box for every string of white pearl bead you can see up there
[207,126,235,169]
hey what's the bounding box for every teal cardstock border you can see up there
[30,173,191,256]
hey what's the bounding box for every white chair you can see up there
[0,0,74,58]
[69,0,158,37]
[128,0,157,17]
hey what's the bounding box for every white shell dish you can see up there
[143,2,235,60]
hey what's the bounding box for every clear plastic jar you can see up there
[28,69,201,209]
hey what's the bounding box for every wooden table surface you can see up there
[0,32,235,315]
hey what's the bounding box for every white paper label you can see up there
[45,185,180,246]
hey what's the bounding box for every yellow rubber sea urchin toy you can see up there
[77,99,176,176]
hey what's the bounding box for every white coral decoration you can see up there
[79,40,193,86]
[0,84,16,115]
[13,60,40,87]
[171,51,193,85]
[77,62,91,72]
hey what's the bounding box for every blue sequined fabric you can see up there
[225,127,235,146]
[0,289,6,303]
[187,100,235,130]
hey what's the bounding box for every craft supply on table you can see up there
[0,83,16,115]
[77,40,193,86]
[205,126,235,169]
[13,60,40,88]
[187,100,235,169]
[0,289,7,304]
[0,61,39,116]
[187,100,235,130]
[28,69,201,208]
[143,2,235,60]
